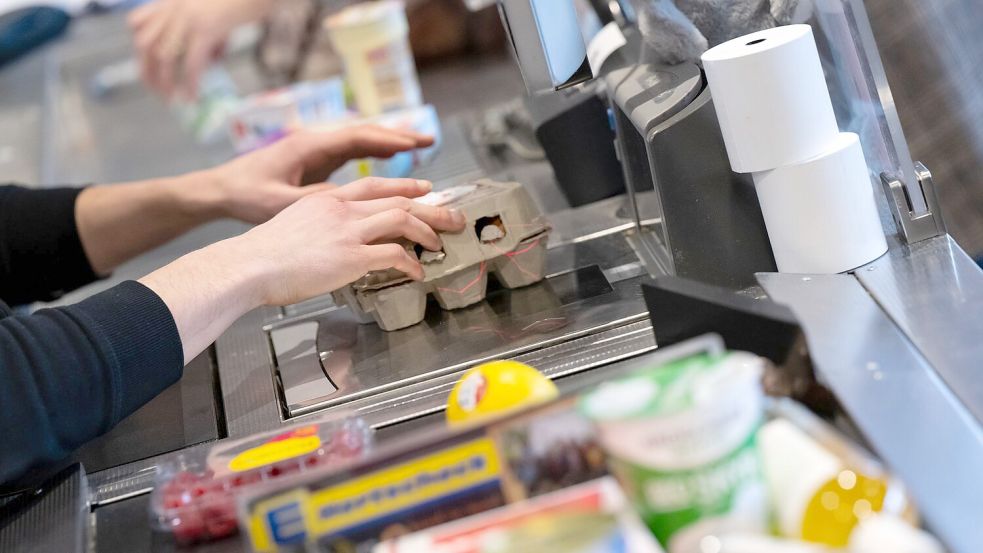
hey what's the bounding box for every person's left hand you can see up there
[197,125,435,224]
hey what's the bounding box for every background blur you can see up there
[1,0,981,257]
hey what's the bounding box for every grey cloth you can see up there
[631,0,807,64]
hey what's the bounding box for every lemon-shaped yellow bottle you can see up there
[759,419,889,547]
[446,360,558,426]
[801,470,887,546]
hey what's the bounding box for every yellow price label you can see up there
[229,436,321,473]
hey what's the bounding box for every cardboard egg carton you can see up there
[333,179,551,331]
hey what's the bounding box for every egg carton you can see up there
[333,179,551,331]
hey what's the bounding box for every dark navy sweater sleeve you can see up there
[0,184,100,305]
[0,280,184,483]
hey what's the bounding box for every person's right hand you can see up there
[235,177,466,307]
[141,176,466,363]
[128,0,275,99]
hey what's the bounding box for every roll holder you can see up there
[881,163,946,244]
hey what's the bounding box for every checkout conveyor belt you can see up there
[270,230,650,419]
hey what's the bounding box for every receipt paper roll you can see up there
[702,25,840,174]
[753,132,887,274]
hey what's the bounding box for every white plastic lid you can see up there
[325,0,406,31]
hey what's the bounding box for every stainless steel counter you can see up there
[760,254,983,552]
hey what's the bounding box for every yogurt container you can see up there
[228,77,350,153]
[325,1,422,116]
[580,352,768,552]
[320,104,442,182]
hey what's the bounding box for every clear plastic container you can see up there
[325,0,422,116]
[173,67,242,145]
[149,415,372,546]
[228,77,350,153]
[321,104,442,182]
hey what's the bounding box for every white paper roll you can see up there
[702,25,840,173]
[753,132,887,274]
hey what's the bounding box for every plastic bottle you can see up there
[758,419,889,547]
[325,1,422,116]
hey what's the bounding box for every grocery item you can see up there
[848,513,945,553]
[496,405,606,499]
[325,0,422,116]
[173,66,241,145]
[150,416,371,545]
[580,352,768,552]
[372,477,665,553]
[325,104,442,182]
[757,419,888,547]
[446,360,559,426]
[239,399,605,552]
[698,534,833,553]
[332,179,551,331]
[228,77,349,153]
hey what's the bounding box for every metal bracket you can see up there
[880,162,947,244]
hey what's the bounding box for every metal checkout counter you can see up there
[1,1,982,552]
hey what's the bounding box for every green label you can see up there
[610,428,764,546]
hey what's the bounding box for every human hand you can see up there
[200,125,436,224]
[227,180,466,307]
[128,0,275,99]
[140,176,465,363]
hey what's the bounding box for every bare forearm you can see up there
[136,177,463,365]
[75,171,224,275]
[138,236,266,364]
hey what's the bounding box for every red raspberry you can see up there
[170,507,205,545]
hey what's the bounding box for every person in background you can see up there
[129,0,274,99]
[129,0,505,99]
[0,125,465,483]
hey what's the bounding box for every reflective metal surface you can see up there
[271,322,338,412]
[759,272,983,553]
[72,350,222,473]
[82,190,648,489]
[328,319,656,429]
[857,234,983,423]
[270,231,648,417]
[84,181,655,505]
[879,162,946,244]
[0,465,88,553]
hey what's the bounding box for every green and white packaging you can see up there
[580,352,768,552]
